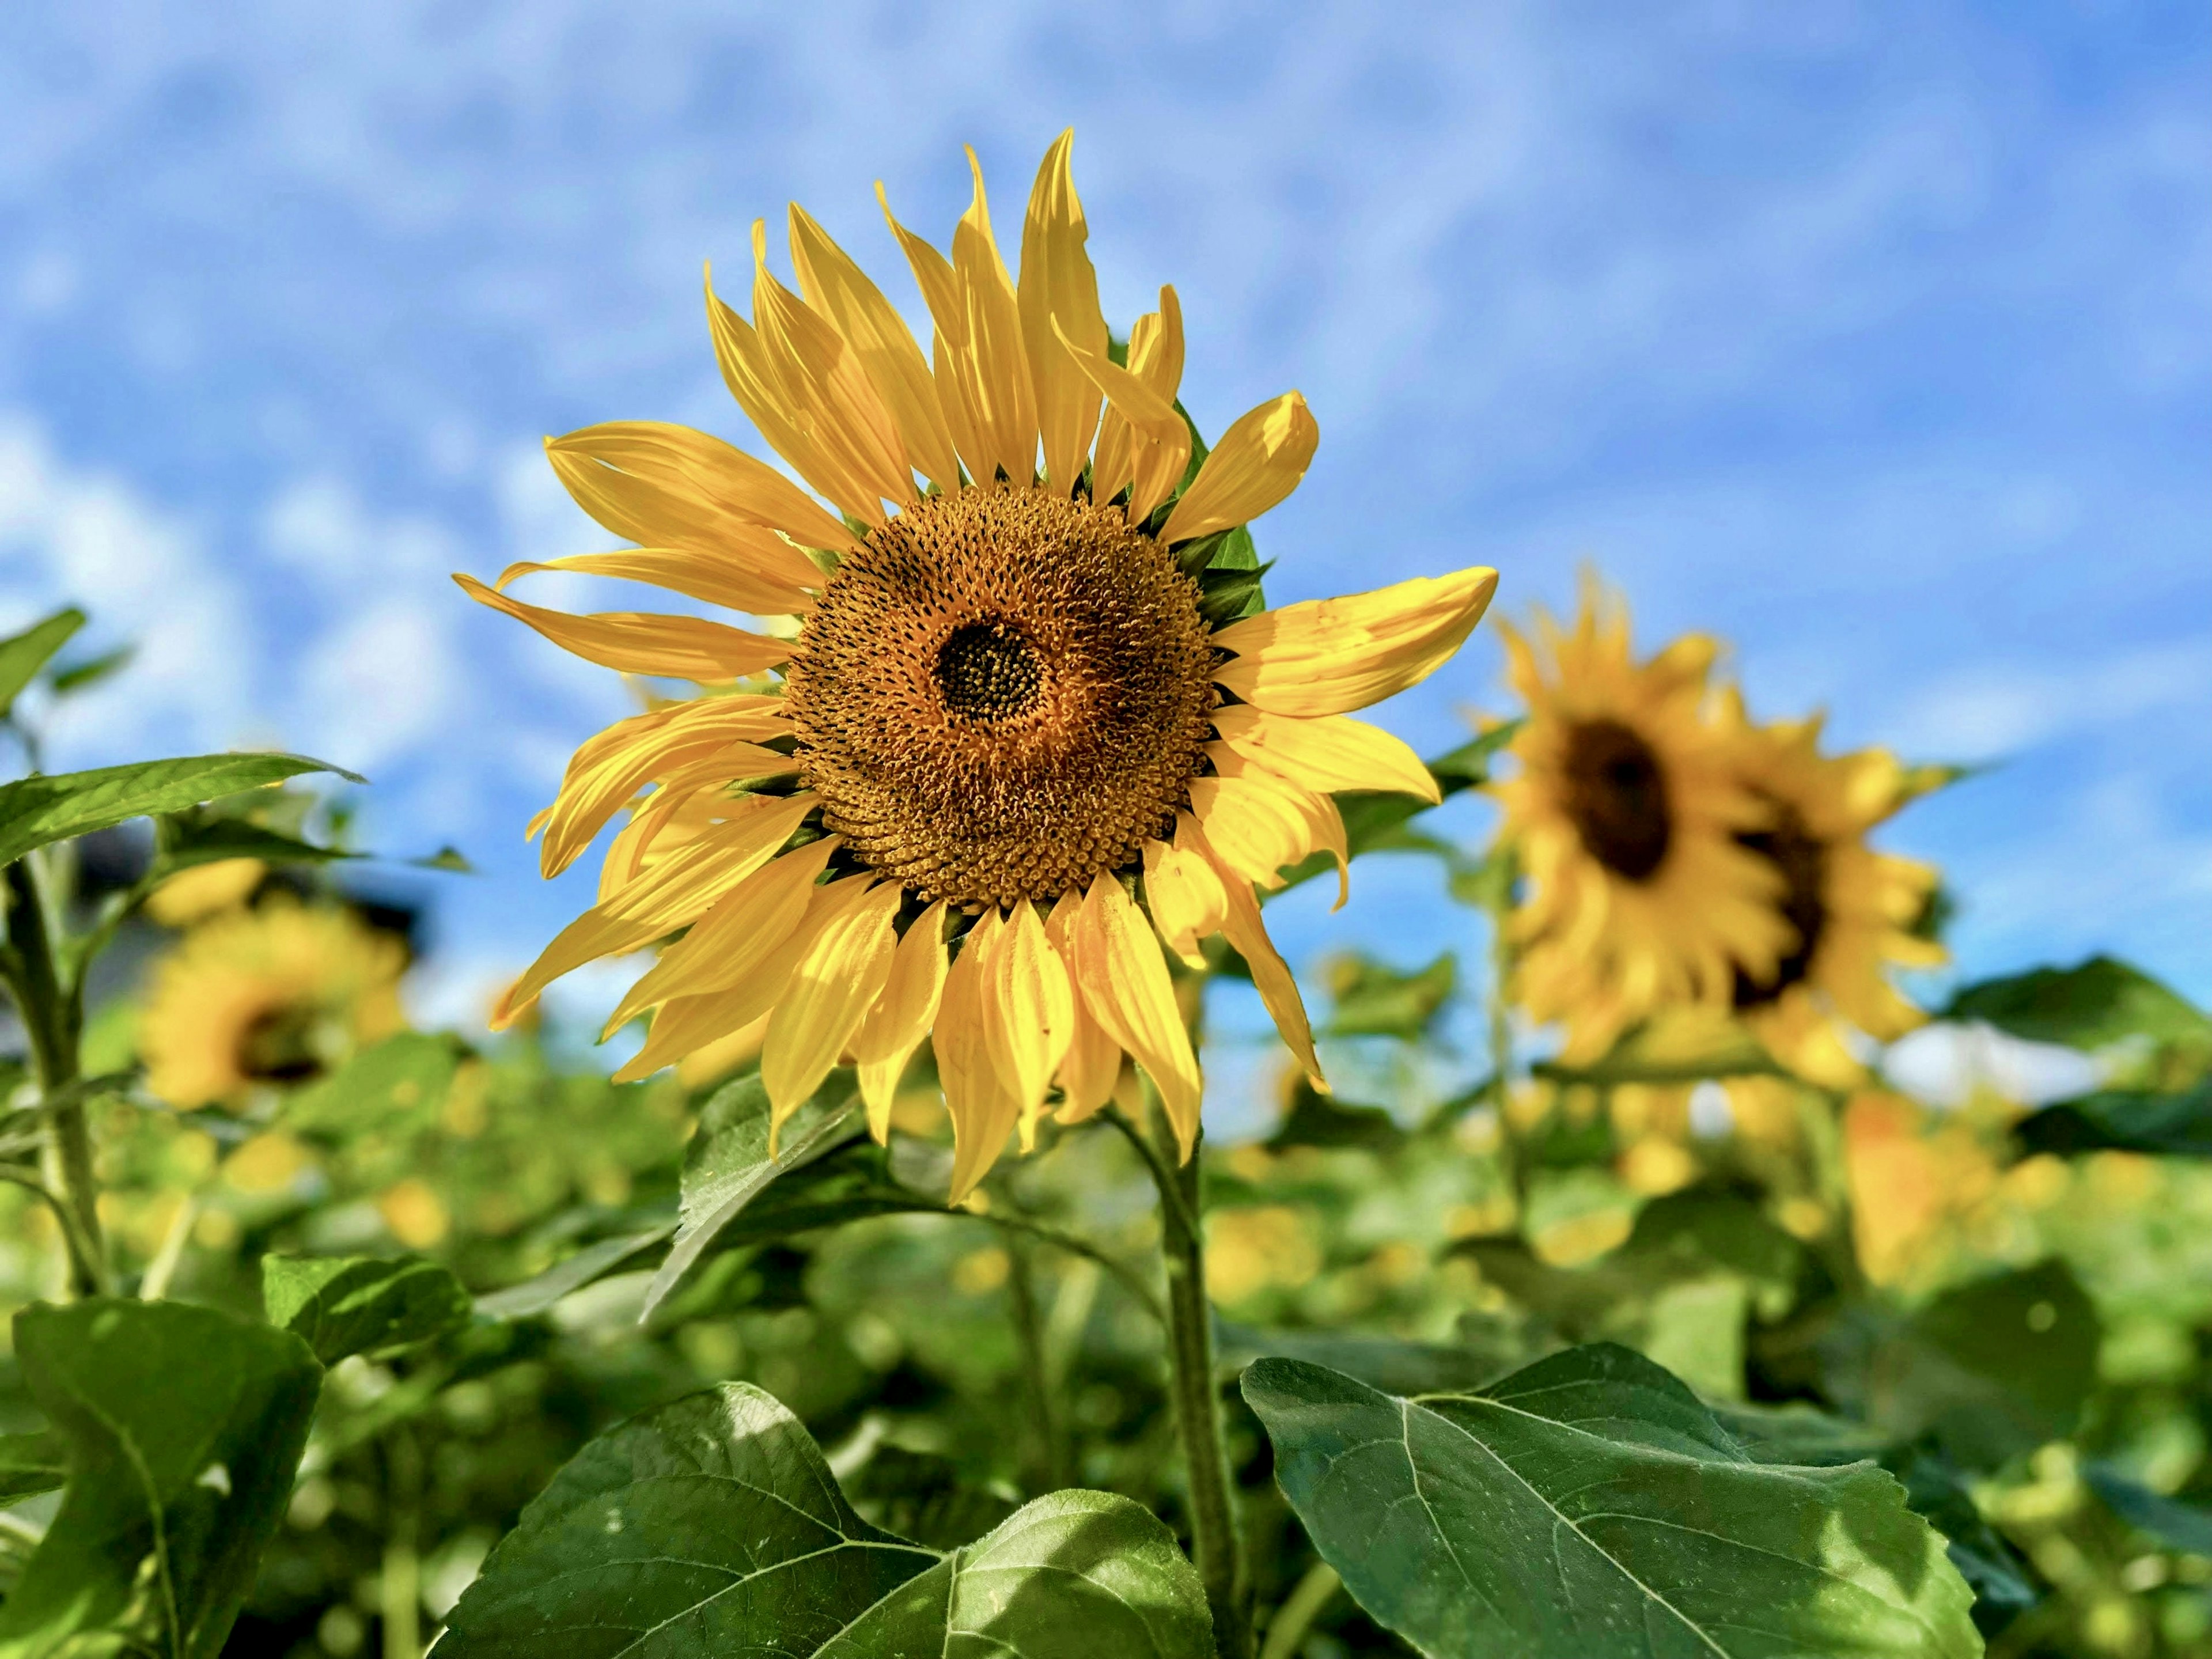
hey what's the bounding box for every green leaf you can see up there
[285,1032,465,1135]
[0,1432,66,1503]
[472,1225,677,1321]
[440,1381,1209,1659]
[1243,1343,1980,1659]
[2083,1463,2212,1556]
[1215,1323,1505,1395]
[840,1443,1019,1551]
[155,805,353,873]
[436,1381,935,1658]
[639,1069,864,1319]
[1889,1445,2039,1637]
[0,1299,320,1659]
[0,752,362,870]
[1942,955,2211,1050]
[815,1489,1210,1657]
[408,844,477,873]
[2013,1078,2212,1157]
[0,608,86,715]
[260,1254,474,1365]
[1321,951,1456,1040]
[46,646,135,698]
[1264,1075,1404,1152]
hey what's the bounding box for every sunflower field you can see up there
[0,137,2207,1659]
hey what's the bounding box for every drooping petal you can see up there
[1018,130,1108,495]
[851,901,950,1142]
[789,202,963,493]
[605,836,839,1029]
[1211,566,1500,718]
[976,900,1075,1151]
[1066,874,1202,1160]
[1209,704,1438,804]
[749,222,916,511]
[1187,774,1312,892]
[1141,838,1227,969]
[938,911,1024,1203]
[1180,814,1324,1090]
[495,792,817,1026]
[544,421,846,577]
[762,880,903,1130]
[494,550,815,619]
[1159,391,1318,546]
[456,574,790,684]
[1045,893,1123,1123]
[1202,745,1349,909]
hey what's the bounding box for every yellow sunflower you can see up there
[1494,581,1784,1062]
[1717,692,1944,1085]
[139,900,408,1108]
[462,133,1497,1200]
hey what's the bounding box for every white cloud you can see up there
[1890,638,2212,763]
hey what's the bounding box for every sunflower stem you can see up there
[1146,1111,1252,1659]
[1003,1234,1070,1491]
[3,858,104,1297]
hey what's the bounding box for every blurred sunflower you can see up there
[1493,582,1783,1062]
[139,901,407,1109]
[463,133,1497,1200]
[1718,695,1944,1084]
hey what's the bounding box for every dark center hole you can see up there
[1561,717,1672,881]
[236,1005,327,1086]
[935,619,1043,723]
[1732,802,1829,1010]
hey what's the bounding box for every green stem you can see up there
[382,1428,423,1659]
[1259,1562,1341,1659]
[1004,1234,1070,1490]
[4,859,103,1296]
[1141,1110,1251,1659]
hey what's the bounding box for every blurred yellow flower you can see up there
[145,857,266,926]
[1206,1205,1321,1302]
[463,132,1497,1200]
[1842,1092,2000,1286]
[139,900,407,1108]
[1494,581,1786,1063]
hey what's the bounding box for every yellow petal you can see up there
[544,421,844,578]
[704,263,885,527]
[762,880,902,1130]
[749,222,916,511]
[1187,774,1310,891]
[1044,893,1123,1124]
[1066,873,1202,1160]
[851,901,950,1142]
[494,548,814,619]
[976,900,1075,1150]
[495,792,816,1026]
[1051,309,1191,524]
[1202,745,1349,909]
[606,836,838,1029]
[1211,566,1500,717]
[789,202,963,493]
[1159,391,1318,546]
[938,912,1024,1203]
[1209,704,1438,804]
[1180,814,1324,1090]
[1018,131,1107,495]
[456,573,790,684]
[1141,838,1227,969]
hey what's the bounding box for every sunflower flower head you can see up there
[465,132,1498,1200]
[1493,577,1786,1062]
[139,899,408,1109]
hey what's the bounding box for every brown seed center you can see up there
[1733,802,1829,1009]
[1561,717,1672,881]
[935,619,1044,723]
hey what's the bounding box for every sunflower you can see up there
[463,133,1496,1200]
[1717,693,1944,1085]
[1493,581,1784,1062]
[139,900,407,1108]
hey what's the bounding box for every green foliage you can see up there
[154,798,354,873]
[1244,1344,1981,1658]
[262,1255,474,1365]
[0,1437,64,1505]
[0,1300,320,1659]
[0,752,362,870]
[438,1382,1209,1658]
[1944,954,2212,1050]
[2015,1077,2212,1157]
[0,611,85,718]
[1321,952,1456,1040]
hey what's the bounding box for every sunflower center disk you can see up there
[1733,802,1829,1009]
[1561,717,1673,882]
[785,488,1217,909]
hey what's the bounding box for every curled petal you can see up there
[1212,566,1499,717]
[1066,874,1202,1161]
[1045,893,1123,1123]
[940,911,1024,1203]
[1142,838,1228,969]
[1020,130,1108,495]
[494,550,814,619]
[762,881,902,1130]
[456,574,790,684]
[1209,704,1438,804]
[851,902,950,1141]
[1180,814,1324,1091]
[978,900,1075,1151]
[1160,391,1317,546]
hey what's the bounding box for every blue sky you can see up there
[1,2,2206,1056]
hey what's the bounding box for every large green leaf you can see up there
[816,1489,1210,1657]
[1243,1343,1979,1659]
[639,1069,863,1319]
[0,609,85,715]
[2082,1463,2212,1556]
[0,752,361,870]
[2014,1078,2212,1157]
[261,1254,474,1365]
[1942,955,2210,1050]
[472,1225,676,1321]
[0,1300,321,1659]
[1216,1323,1506,1395]
[437,1381,1209,1658]
[154,805,354,873]
[0,1433,65,1503]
